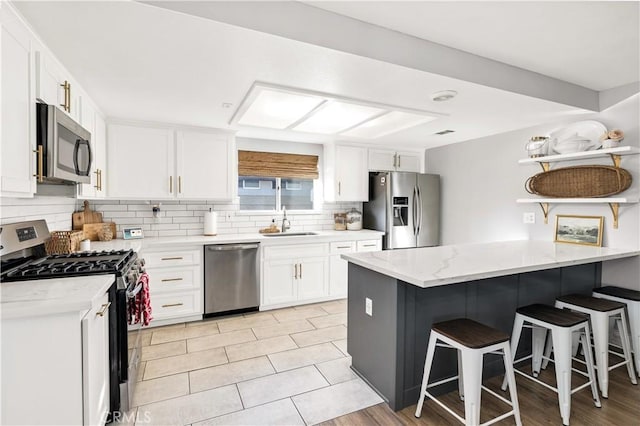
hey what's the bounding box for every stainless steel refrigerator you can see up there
[363,172,440,249]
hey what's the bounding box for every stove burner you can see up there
[1,249,137,282]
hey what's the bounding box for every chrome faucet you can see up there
[281,206,291,232]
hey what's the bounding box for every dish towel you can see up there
[128,272,153,326]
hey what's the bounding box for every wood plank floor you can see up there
[319,365,640,425]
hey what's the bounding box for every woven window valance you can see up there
[238,150,319,179]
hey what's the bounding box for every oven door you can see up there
[118,279,143,414]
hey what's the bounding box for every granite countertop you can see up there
[341,240,640,288]
[1,275,115,319]
[90,229,384,252]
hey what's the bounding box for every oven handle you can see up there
[126,283,143,298]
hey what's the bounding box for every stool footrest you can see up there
[420,388,517,426]
[426,375,459,389]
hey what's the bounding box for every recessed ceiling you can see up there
[14,1,622,149]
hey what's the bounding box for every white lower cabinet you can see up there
[82,291,111,425]
[143,247,203,326]
[262,243,329,308]
[1,286,111,425]
[261,237,381,309]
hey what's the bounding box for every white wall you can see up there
[426,94,639,289]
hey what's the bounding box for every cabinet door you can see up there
[368,149,396,171]
[1,7,35,197]
[107,124,175,199]
[396,151,421,172]
[82,292,110,425]
[78,98,97,198]
[94,113,107,196]
[34,50,79,120]
[176,130,233,200]
[329,255,349,298]
[335,145,368,201]
[263,259,297,306]
[297,256,328,300]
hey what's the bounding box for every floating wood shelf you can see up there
[516,198,639,229]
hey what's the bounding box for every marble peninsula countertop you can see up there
[341,240,640,288]
[1,275,114,319]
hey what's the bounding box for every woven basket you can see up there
[526,165,632,198]
[45,230,85,254]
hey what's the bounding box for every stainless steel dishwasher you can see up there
[204,243,260,315]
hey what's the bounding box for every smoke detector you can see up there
[431,90,458,102]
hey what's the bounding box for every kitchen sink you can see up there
[263,232,318,237]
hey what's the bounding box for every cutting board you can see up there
[73,200,103,230]
[82,222,117,241]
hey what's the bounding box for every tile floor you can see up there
[121,299,383,425]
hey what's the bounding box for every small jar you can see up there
[334,213,347,231]
[346,208,362,231]
[526,136,549,158]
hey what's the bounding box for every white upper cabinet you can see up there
[108,123,236,200]
[324,144,369,202]
[368,149,423,173]
[1,4,35,197]
[176,130,234,200]
[78,99,107,199]
[107,123,175,199]
[35,49,80,122]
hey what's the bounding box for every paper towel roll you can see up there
[204,210,217,236]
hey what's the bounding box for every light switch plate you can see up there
[365,297,373,316]
[123,227,144,239]
[523,212,536,224]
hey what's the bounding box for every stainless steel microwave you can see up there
[36,103,92,184]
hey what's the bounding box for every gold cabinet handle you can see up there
[99,169,103,191]
[33,146,44,182]
[94,169,100,190]
[161,256,183,261]
[60,80,71,112]
[337,245,351,249]
[363,244,376,247]
[169,176,173,193]
[397,155,401,168]
[178,176,182,194]
[95,302,111,317]
[338,181,341,196]
[299,263,302,280]
[393,153,397,168]
[294,263,298,279]
[161,278,183,282]
[162,303,183,308]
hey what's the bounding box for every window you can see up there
[237,150,318,211]
[238,176,314,211]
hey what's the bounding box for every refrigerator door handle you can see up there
[416,185,423,236]
[412,186,418,236]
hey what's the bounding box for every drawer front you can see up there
[145,249,201,268]
[330,241,356,254]
[146,266,200,292]
[151,291,202,320]
[263,243,327,260]
[357,239,381,252]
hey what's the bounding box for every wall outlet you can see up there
[523,212,535,224]
[365,297,373,316]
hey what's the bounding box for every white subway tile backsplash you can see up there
[1,197,362,239]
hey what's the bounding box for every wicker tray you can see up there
[45,230,85,254]
[526,165,632,198]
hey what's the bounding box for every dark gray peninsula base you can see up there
[346,262,602,411]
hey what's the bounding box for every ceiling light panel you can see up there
[237,89,323,129]
[341,111,437,138]
[293,101,385,134]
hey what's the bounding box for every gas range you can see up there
[0,249,137,282]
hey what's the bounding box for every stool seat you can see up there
[433,319,509,349]
[557,294,626,312]
[517,303,588,327]
[593,286,640,301]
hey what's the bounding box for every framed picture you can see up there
[554,215,604,247]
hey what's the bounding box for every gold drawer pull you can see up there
[161,257,183,261]
[161,278,183,282]
[33,146,44,182]
[162,303,184,308]
[337,246,351,249]
[96,302,111,317]
[363,244,376,247]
